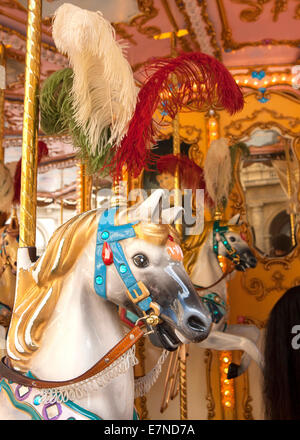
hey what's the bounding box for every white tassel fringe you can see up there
[134,350,169,398]
[40,347,168,404]
[41,346,138,404]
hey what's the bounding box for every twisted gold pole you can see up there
[170,31,187,420]
[178,344,188,420]
[284,140,296,247]
[76,163,92,214]
[19,0,42,248]
[0,43,6,164]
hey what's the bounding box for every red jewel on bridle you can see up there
[102,242,114,265]
[168,235,174,241]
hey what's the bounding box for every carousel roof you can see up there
[1,0,300,201]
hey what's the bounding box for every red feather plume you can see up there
[13,141,49,204]
[109,52,244,180]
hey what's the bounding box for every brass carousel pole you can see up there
[76,163,92,214]
[19,0,42,253]
[170,31,188,421]
[284,139,296,247]
[0,42,6,164]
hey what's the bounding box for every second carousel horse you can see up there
[183,214,263,378]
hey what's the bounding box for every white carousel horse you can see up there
[183,214,263,378]
[0,190,211,420]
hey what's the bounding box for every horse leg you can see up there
[225,324,263,378]
[199,330,264,379]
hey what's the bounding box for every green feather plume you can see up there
[39,68,113,175]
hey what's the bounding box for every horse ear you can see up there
[134,189,168,222]
[228,213,240,225]
[161,206,184,225]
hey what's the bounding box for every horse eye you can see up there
[133,254,149,268]
[229,236,236,242]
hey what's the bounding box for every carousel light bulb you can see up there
[223,356,229,363]
[224,379,230,385]
[244,79,248,84]
[192,83,197,91]
[272,77,276,83]
[253,81,258,86]
[225,401,232,408]
[224,367,228,374]
[264,80,268,85]
[224,390,230,396]
[235,79,239,84]
[281,76,286,81]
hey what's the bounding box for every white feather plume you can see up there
[52,3,138,154]
[204,138,232,208]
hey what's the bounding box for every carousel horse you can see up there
[183,214,263,379]
[0,213,19,357]
[0,190,211,420]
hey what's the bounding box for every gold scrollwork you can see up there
[204,349,216,420]
[241,270,291,301]
[216,0,300,51]
[113,0,161,43]
[230,0,288,23]
[242,371,254,420]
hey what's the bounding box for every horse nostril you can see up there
[187,316,206,333]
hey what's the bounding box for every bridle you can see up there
[0,207,162,390]
[212,220,242,268]
[194,220,239,292]
[0,227,18,277]
[94,207,161,321]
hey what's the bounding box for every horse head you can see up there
[101,190,212,351]
[214,214,257,272]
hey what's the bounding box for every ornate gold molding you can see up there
[204,349,216,420]
[230,0,288,23]
[242,371,254,420]
[216,0,300,51]
[113,0,161,44]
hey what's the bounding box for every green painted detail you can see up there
[64,399,102,420]
[133,407,139,420]
[0,379,42,420]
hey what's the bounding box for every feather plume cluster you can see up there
[52,3,137,156]
[204,138,232,209]
[110,52,244,180]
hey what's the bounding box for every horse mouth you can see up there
[154,322,181,351]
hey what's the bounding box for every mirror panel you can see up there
[239,127,299,256]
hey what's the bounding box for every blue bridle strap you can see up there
[213,221,241,267]
[94,208,153,314]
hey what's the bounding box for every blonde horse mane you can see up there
[7,210,98,371]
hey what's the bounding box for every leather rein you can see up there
[0,325,145,389]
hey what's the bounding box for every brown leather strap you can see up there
[0,325,144,389]
[195,266,235,292]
